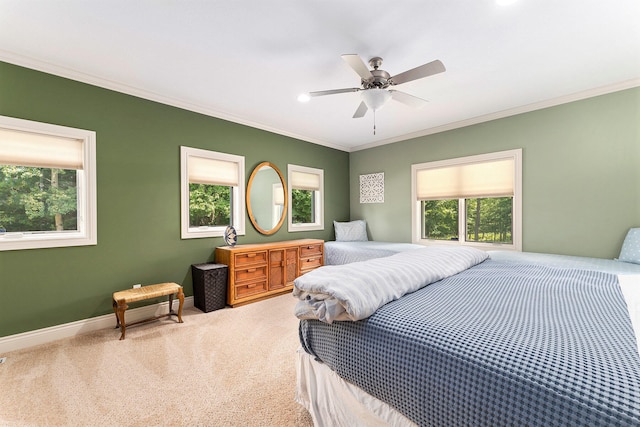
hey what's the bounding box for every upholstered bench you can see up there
[112,282,184,340]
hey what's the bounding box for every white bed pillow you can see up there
[618,228,640,265]
[334,220,368,242]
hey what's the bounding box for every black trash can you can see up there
[191,263,228,312]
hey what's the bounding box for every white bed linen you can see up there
[324,241,424,265]
[295,348,417,427]
[293,245,488,323]
[618,274,640,356]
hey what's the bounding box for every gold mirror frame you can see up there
[246,161,287,235]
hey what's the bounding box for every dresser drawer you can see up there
[300,243,323,258]
[300,255,322,272]
[235,280,268,298]
[234,251,268,267]
[234,265,267,283]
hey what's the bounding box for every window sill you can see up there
[288,223,324,232]
[0,232,96,251]
[182,226,245,240]
[415,239,520,252]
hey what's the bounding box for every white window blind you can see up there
[188,156,239,186]
[274,185,285,205]
[291,170,321,191]
[416,158,514,200]
[0,127,84,169]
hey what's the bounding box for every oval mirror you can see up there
[246,162,287,235]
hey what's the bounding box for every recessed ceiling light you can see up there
[297,93,311,103]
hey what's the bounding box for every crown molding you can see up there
[2,50,637,154]
[351,78,640,152]
[0,50,349,152]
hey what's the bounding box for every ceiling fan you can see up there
[299,54,446,121]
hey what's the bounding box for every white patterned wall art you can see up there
[360,172,384,203]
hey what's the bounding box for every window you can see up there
[180,146,245,239]
[0,115,97,251]
[288,164,324,232]
[411,149,522,250]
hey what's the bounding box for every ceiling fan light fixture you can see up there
[297,93,311,103]
[361,89,392,111]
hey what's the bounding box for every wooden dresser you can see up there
[215,239,324,307]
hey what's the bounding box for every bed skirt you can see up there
[295,348,416,427]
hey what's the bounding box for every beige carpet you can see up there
[0,294,314,427]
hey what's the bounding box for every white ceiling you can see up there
[1,1,639,152]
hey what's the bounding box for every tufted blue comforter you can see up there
[299,260,640,426]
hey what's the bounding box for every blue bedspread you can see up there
[489,250,640,274]
[299,260,640,426]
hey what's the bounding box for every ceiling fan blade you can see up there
[341,54,373,80]
[352,101,368,118]
[389,90,429,108]
[309,88,361,97]
[390,60,446,85]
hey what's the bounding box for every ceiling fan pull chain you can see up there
[373,109,376,135]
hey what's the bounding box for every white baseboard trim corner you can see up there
[0,296,194,354]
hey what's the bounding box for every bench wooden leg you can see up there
[112,299,128,340]
[177,287,184,323]
[169,288,185,323]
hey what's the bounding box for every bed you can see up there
[293,246,640,426]
[326,220,423,265]
[324,241,424,265]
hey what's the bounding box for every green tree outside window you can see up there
[291,188,313,224]
[189,183,231,227]
[0,166,77,232]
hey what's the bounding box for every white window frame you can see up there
[180,146,245,239]
[0,115,97,251]
[287,164,324,232]
[411,149,522,251]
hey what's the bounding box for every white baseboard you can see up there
[0,296,194,354]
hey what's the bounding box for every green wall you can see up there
[350,87,640,258]
[2,59,638,339]
[0,62,349,337]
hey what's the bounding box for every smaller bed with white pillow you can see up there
[325,220,423,265]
